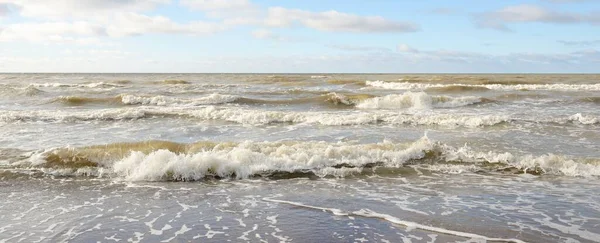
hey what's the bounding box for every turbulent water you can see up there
[1,73,599,242]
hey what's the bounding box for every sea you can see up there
[0,73,599,243]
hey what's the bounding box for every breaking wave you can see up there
[31,82,125,88]
[355,92,488,110]
[121,93,238,106]
[12,136,600,181]
[0,85,45,97]
[49,92,486,110]
[0,106,511,127]
[366,81,600,91]
[51,93,240,106]
[565,113,599,125]
[4,106,597,126]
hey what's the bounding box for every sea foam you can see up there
[355,92,484,109]
[21,136,600,180]
[365,80,600,91]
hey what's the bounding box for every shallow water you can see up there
[1,73,599,242]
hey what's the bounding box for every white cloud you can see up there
[475,4,600,31]
[180,0,253,11]
[106,13,226,37]
[327,44,390,52]
[0,21,108,43]
[0,0,169,19]
[2,0,419,46]
[251,29,300,42]
[180,0,260,20]
[397,44,419,53]
[181,3,419,33]
[0,0,226,43]
[0,12,226,43]
[62,48,132,59]
[265,7,419,33]
[251,29,277,39]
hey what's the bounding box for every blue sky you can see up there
[0,0,599,73]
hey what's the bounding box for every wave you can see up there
[31,82,125,88]
[121,94,238,106]
[51,93,240,106]
[493,93,550,101]
[425,85,490,92]
[0,106,511,127]
[565,113,599,125]
[0,85,44,97]
[112,80,132,84]
[5,106,597,127]
[185,107,511,127]
[152,80,191,85]
[366,81,600,92]
[13,136,600,181]
[355,92,487,110]
[577,97,600,104]
[396,76,538,85]
[50,92,484,110]
[235,93,372,107]
[53,96,122,106]
[326,80,366,86]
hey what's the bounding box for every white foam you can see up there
[30,135,600,180]
[0,106,511,128]
[566,113,599,125]
[120,93,239,106]
[365,80,600,91]
[185,106,509,127]
[433,143,600,177]
[263,198,526,243]
[356,92,483,110]
[110,136,434,181]
[3,106,596,128]
[31,82,124,88]
[0,108,149,122]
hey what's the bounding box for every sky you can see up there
[0,0,599,73]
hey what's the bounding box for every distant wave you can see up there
[51,93,240,106]
[366,80,600,91]
[152,80,191,85]
[425,85,490,92]
[121,93,239,106]
[31,82,125,88]
[9,136,599,181]
[0,85,44,97]
[49,92,487,110]
[577,97,600,104]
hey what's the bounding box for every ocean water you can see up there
[1,73,599,242]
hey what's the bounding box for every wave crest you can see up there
[366,81,600,91]
[15,137,600,181]
[355,92,486,110]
